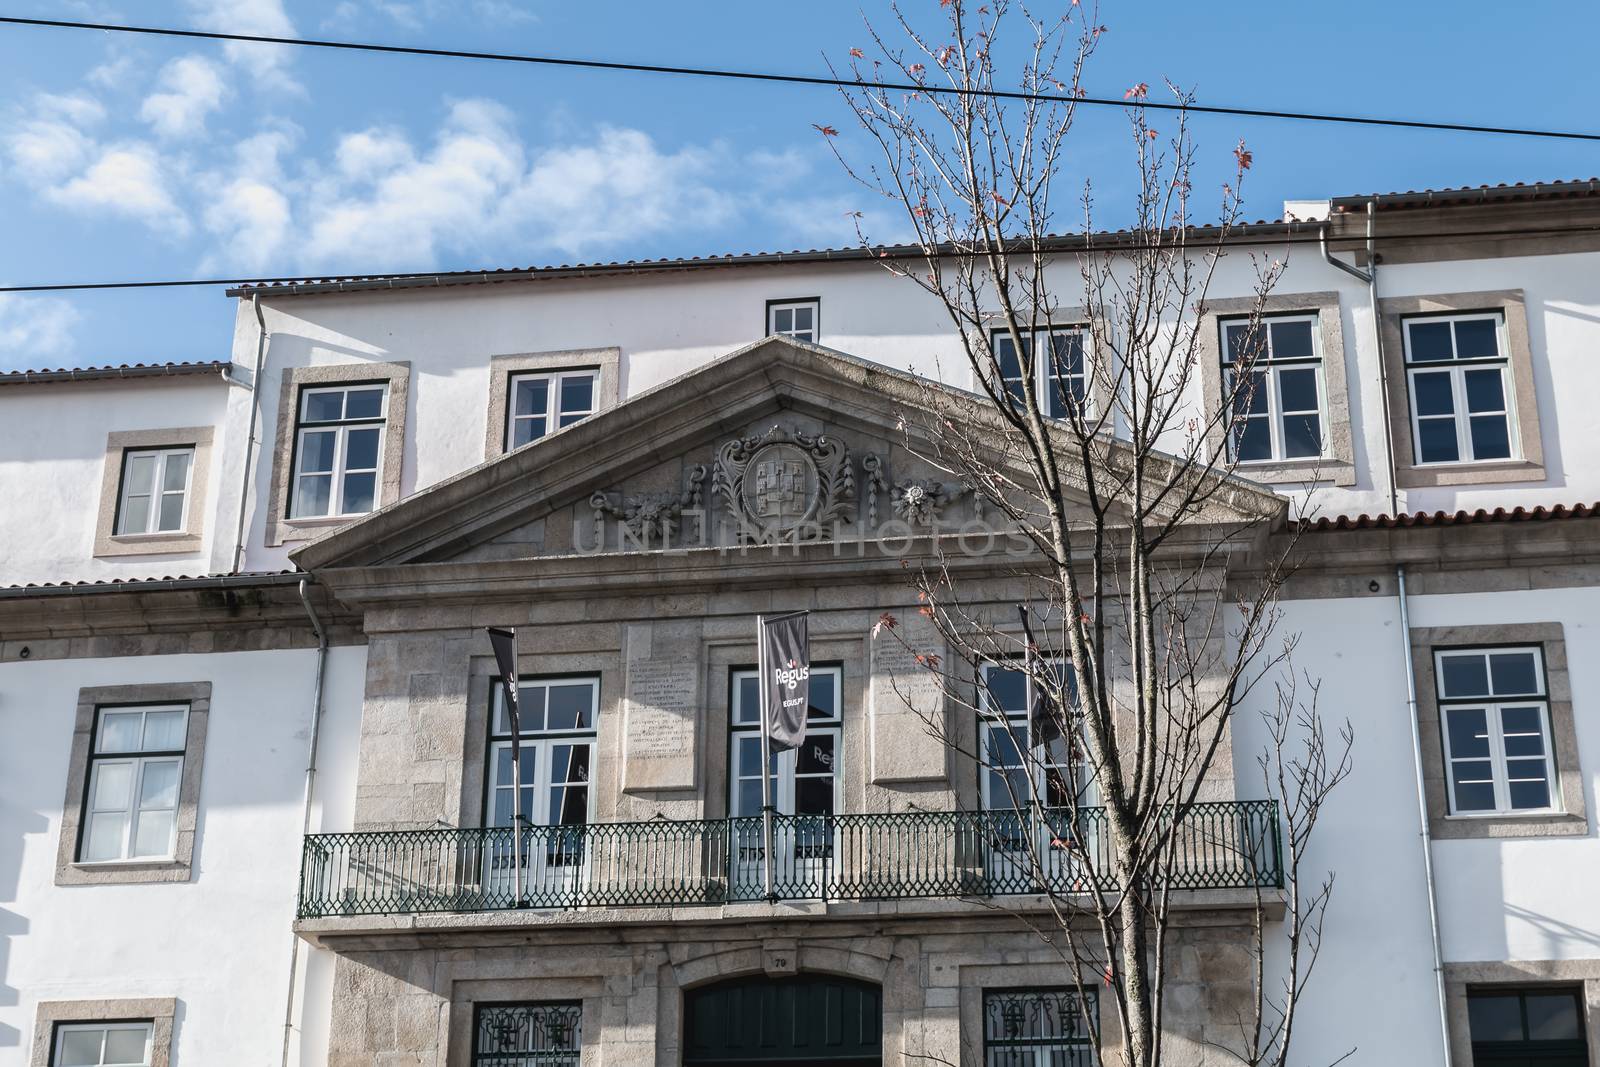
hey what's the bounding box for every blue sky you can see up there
[2,0,1599,371]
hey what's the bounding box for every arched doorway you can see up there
[683,974,882,1067]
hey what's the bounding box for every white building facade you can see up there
[4,180,1600,1066]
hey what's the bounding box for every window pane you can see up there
[985,724,1024,768]
[1446,707,1491,759]
[1412,372,1455,417]
[1278,368,1319,413]
[514,377,550,417]
[294,473,332,518]
[995,335,1023,380]
[344,387,384,419]
[559,374,594,415]
[1417,419,1460,463]
[735,675,760,724]
[985,669,1028,713]
[1224,322,1264,364]
[342,472,377,514]
[1439,654,1490,697]
[736,778,763,817]
[1525,993,1583,1040]
[1453,318,1500,359]
[1463,369,1505,413]
[796,306,814,330]
[345,427,380,471]
[99,711,143,752]
[102,1025,149,1063]
[1452,775,1497,813]
[1281,414,1321,458]
[1242,371,1270,414]
[303,390,345,422]
[1507,775,1551,810]
[1490,653,1540,696]
[1467,994,1524,1042]
[92,761,134,807]
[1232,417,1272,462]
[1408,321,1454,362]
[139,760,181,808]
[1269,319,1315,359]
[1469,416,1512,460]
[557,410,587,429]
[546,683,594,731]
[1049,332,1085,376]
[298,430,338,474]
[156,491,185,532]
[797,735,835,775]
[119,494,151,535]
[773,308,793,333]
[808,671,837,720]
[133,808,176,857]
[84,810,129,861]
[57,1029,105,1066]
[513,417,547,447]
[159,451,190,492]
[796,774,835,816]
[142,710,185,751]
[124,453,157,495]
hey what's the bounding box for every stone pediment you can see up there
[290,336,1286,572]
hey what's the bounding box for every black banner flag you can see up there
[760,611,811,753]
[487,627,521,741]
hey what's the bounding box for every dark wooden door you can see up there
[683,974,882,1066]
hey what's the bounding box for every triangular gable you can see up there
[290,336,1286,571]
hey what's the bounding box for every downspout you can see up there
[232,293,270,574]
[281,578,330,1067]
[1323,205,1453,1066]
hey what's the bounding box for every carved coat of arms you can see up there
[715,426,856,542]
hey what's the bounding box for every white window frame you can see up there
[978,661,1094,811]
[52,1021,155,1066]
[767,299,820,344]
[79,705,188,864]
[991,325,1090,419]
[1436,647,1558,817]
[486,676,601,831]
[505,368,600,451]
[290,383,389,519]
[1403,311,1519,466]
[728,666,843,818]
[1219,313,1329,464]
[114,447,194,536]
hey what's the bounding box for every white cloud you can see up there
[5,118,94,184]
[335,127,415,180]
[37,92,106,126]
[140,56,230,139]
[323,0,537,30]
[199,128,298,271]
[87,55,139,92]
[185,0,301,93]
[0,294,81,361]
[47,144,189,235]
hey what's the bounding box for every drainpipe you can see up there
[232,293,270,574]
[280,578,330,1067]
[1323,205,1453,1065]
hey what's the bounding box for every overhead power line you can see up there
[3,221,1599,295]
[4,14,1600,142]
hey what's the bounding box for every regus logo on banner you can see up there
[774,660,810,690]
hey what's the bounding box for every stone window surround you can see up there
[445,978,602,1067]
[1443,960,1600,1067]
[1195,291,1357,487]
[975,308,1116,423]
[265,361,411,547]
[92,427,215,558]
[55,682,211,885]
[1411,622,1585,840]
[30,996,178,1067]
[1379,288,1545,488]
[482,348,621,461]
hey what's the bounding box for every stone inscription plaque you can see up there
[869,610,948,784]
[622,624,700,792]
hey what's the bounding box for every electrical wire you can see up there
[2,220,1599,294]
[3,14,1600,142]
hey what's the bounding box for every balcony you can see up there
[296,801,1280,920]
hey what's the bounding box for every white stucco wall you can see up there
[0,644,365,1065]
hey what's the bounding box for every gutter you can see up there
[281,578,331,1067]
[1324,204,1453,1066]
[0,361,229,387]
[231,293,270,573]
[0,571,301,600]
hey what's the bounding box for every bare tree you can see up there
[825,3,1354,1064]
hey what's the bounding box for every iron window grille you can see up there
[1435,646,1558,815]
[1402,311,1518,465]
[473,1002,582,1066]
[983,988,1097,1067]
[1220,314,1326,462]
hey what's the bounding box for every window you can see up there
[506,368,598,450]
[78,705,188,863]
[51,1021,154,1066]
[1403,312,1517,465]
[992,326,1088,419]
[1220,314,1325,462]
[113,448,193,536]
[473,1002,582,1067]
[729,666,842,820]
[1468,988,1587,1067]
[768,299,820,343]
[978,662,1090,812]
[487,676,598,850]
[1436,647,1557,816]
[290,383,387,518]
[983,989,1097,1067]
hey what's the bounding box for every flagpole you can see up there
[757,613,776,902]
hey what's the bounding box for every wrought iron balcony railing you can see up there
[296,801,1281,919]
